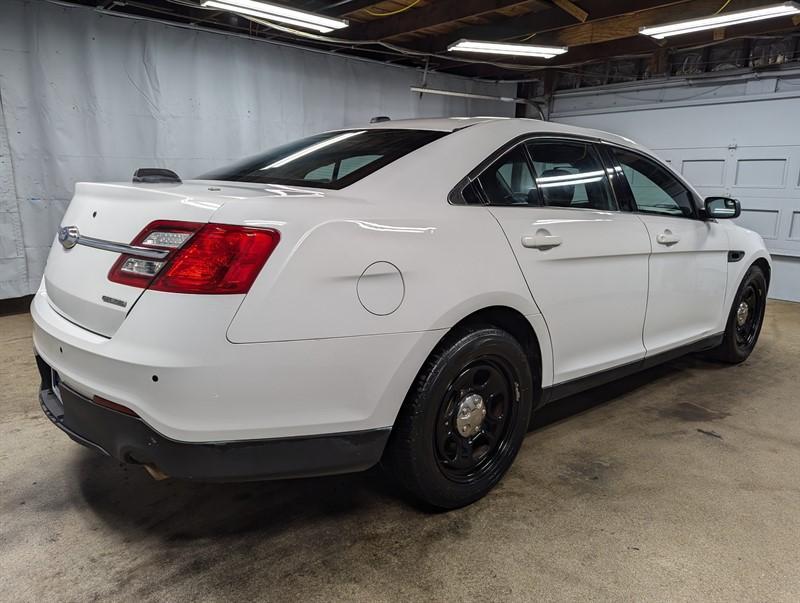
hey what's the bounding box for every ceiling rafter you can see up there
[551,0,588,22]
[434,0,692,45]
[330,0,388,16]
[537,0,791,46]
[345,0,538,41]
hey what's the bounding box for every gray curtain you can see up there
[0,0,516,298]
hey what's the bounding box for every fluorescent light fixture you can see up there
[447,39,568,59]
[263,131,365,169]
[640,2,800,39]
[201,0,348,33]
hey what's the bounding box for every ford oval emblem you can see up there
[58,226,80,249]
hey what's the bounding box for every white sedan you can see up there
[33,117,770,508]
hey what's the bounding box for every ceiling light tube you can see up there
[639,2,800,39]
[201,0,348,33]
[447,39,568,59]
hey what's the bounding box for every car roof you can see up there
[339,116,691,205]
[361,117,507,131]
[361,116,643,151]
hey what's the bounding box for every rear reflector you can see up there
[93,395,140,417]
[108,221,279,294]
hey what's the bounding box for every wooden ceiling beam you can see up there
[538,0,791,46]
[326,0,386,16]
[551,0,588,23]
[432,0,686,45]
[345,0,535,41]
[546,17,799,66]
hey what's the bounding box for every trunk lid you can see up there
[44,181,261,337]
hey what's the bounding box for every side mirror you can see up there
[704,196,741,219]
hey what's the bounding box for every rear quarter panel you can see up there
[219,198,541,342]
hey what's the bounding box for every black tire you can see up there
[383,325,534,509]
[708,264,767,364]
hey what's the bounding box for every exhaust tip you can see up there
[143,464,170,481]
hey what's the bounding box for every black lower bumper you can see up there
[36,355,390,482]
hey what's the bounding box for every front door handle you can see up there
[656,230,680,246]
[522,231,562,250]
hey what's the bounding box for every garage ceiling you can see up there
[60,1,800,86]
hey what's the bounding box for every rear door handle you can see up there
[521,232,562,250]
[656,230,680,246]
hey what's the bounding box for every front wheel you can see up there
[383,326,534,509]
[709,264,767,363]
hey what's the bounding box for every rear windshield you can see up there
[198,129,447,189]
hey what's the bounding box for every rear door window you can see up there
[525,141,616,211]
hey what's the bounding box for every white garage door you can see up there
[551,76,800,302]
[658,145,800,257]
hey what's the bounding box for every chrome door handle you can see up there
[656,230,680,246]
[522,232,562,250]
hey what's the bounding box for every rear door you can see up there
[606,146,729,355]
[483,138,651,384]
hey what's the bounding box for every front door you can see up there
[608,146,729,356]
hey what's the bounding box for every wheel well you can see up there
[452,306,543,403]
[752,258,771,288]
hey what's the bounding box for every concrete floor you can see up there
[2,300,799,601]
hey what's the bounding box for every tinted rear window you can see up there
[198,129,447,189]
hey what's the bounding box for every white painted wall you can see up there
[551,69,800,302]
[0,0,515,299]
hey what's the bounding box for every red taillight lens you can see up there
[151,225,279,294]
[108,221,279,294]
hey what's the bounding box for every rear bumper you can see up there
[37,355,390,481]
[31,286,442,442]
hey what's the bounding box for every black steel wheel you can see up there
[734,281,764,349]
[383,325,534,509]
[434,358,518,484]
[709,264,768,364]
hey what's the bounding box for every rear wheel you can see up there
[384,326,534,509]
[709,265,767,363]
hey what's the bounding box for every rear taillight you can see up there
[108,221,279,294]
[151,224,279,294]
[108,220,203,288]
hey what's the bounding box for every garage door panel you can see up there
[681,159,726,187]
[789,211,800,241]
[730,147,800,200]
[734,158,787,188]
[735,206,781,240]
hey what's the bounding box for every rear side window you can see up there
[199,129,446,189]
[526,141,616,211]
[478,146,538,206]
[611,148,696,218]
